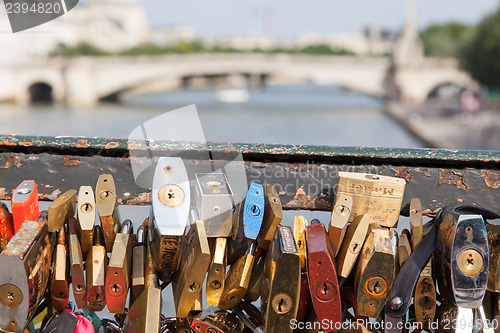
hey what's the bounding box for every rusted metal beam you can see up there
[0,135,499,215]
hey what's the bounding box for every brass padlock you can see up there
[293,216,308,271]
[172,220,211,318]
[398,230,412,268]
[68,217,86,309]
[219,242,257,311]
[48,189,77,233]
[105,219,133,314]
[254,184,282,259]
[132,224,148,301]
[245,256,265,302]
[228,182,265,263]
[11,180,40,232]
[306,221,342,332]
[206,237,227,306]
[50,227,70,311]
[263,226,300,333]
[336,213,371,280]
[486,224,500,292]
[151,157,190,275]
[0,202,14,252]
[96,174,119,252]
[77,186,96,257]
[411,198,436,326]
[328,193,352,257]
[190,306,244,333]
[193,173,234,237]
[354,225,397,318]
[335,172,406,228]
[0,220,54,332]
[123,236,161,333]
[86,225,108,311]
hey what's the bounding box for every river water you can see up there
[0,83,423,148]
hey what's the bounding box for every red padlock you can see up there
[11,180,40,231]
[0,202,14,252]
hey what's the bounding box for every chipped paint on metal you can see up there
[438,170,467,190]
[63,157,82,166]
[481,171,500,189]
[2,221,44,257]
[395,167,412,183]
[0,156,22,169]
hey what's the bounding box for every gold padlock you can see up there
[48,189,77,233]
[254,184,282,259]
[245,255,265,302]
[123,237,161,333]
[264,226,300,333]
[96,174,119,252]
[293,215,307,271]
[172,220,211,318]
[206,237,227,306]
[0,220,54,333]
[335,172,406,228]
[486,224,500,293]
[86,225,108,311]
[50,227,70,311]
[328,193,352,257]
[410,198,423,249]
[219,242,257,311]
[398,230,412,268]
[354,225,397,318]
[132,224,148,301]
[336,214,371,279]
[68,217,86,309]
[105,219,133,314]
[77,186,96,257]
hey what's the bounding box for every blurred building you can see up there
[0,0,151,62]
[150,26,196,46]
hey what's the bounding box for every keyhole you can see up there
[168,192,175,199]
[7,292,13,301]
[278,298,285,312]
[467,258,474,266]
[321,283,329,296]
[249,204,260,216]
[350,242,360,254]
[81,203,92,212]
[373,281,380,293]
[112,284,119,294]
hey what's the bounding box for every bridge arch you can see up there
[28,82,53,103]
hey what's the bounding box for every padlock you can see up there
[40,310,78,333]
[411,198,437,326]
[328,193,353,257]
[132,224,147,301]
[437,303,475,333]
[335,172,406,228]
[254,184,282,259]
[47,189,77,233]
[190,306,244,333]
[354,225,397,318]
[105,219,133,314]
[232,305,264,332]
[0,202,14,252]
[77,186,96,257]
[11,180,40,231]
[123,235,161,333]
[68,217,86,309]
[193,173,234,237]
[86,225,108,311]
[486,224,500,292]
[476,305,495,333]
[245,256,264,302]
[228,182,264,264]
[50,227,70,311]
[206,237,227,306]
[240,299,264,327]
[0,220,54,332]
[151,157,190,275]
[398,230,412,268]
[219,242,257,311]
[96,174,119,252]
[263,226,300,333]
[435,207,489,309]
[336,213,371,280]
[296,272,310,324]
[306,221,342,332]
[172,220,211,318]
[293,215,308,271]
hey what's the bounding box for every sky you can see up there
[141,0,500,37]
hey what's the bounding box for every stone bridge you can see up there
[0,53,474,106]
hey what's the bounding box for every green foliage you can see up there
[460,8,500,88]
[420,22,474,58]
[298,44,355,56]
[50,43,110,56]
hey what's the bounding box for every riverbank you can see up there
[385,102,500,150]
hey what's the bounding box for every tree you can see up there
[420,23,473,58]
[460,7,500,88]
